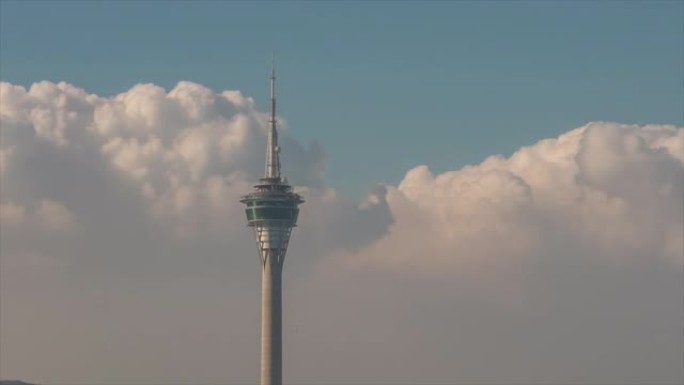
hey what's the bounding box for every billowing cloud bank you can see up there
[303,122,683,384]
[1,81,682,384]
[0,81,325,236]
[348,122,683,275]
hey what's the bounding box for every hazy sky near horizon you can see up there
[1,1,683,385]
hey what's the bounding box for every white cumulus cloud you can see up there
[338,122,683,279]
[296,121,683,384]
[0,80,681,385]
[0,80,328,238]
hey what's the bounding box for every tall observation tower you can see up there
[240,66,304,385]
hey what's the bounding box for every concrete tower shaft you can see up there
[241,66,303,385]
[261,249,282,384]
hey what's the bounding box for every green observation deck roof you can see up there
[241,180,303,225]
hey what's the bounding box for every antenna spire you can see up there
[265,57,280,179]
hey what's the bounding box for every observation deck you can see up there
[241,178,303,226]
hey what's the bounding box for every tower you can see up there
[240,66,304,385]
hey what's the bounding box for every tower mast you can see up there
[265,60,280,179]
[241,64,304,385]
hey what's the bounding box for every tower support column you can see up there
[261,252,282,385]
[242,66,303,385]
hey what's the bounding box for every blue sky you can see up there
[2,0,682,196]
